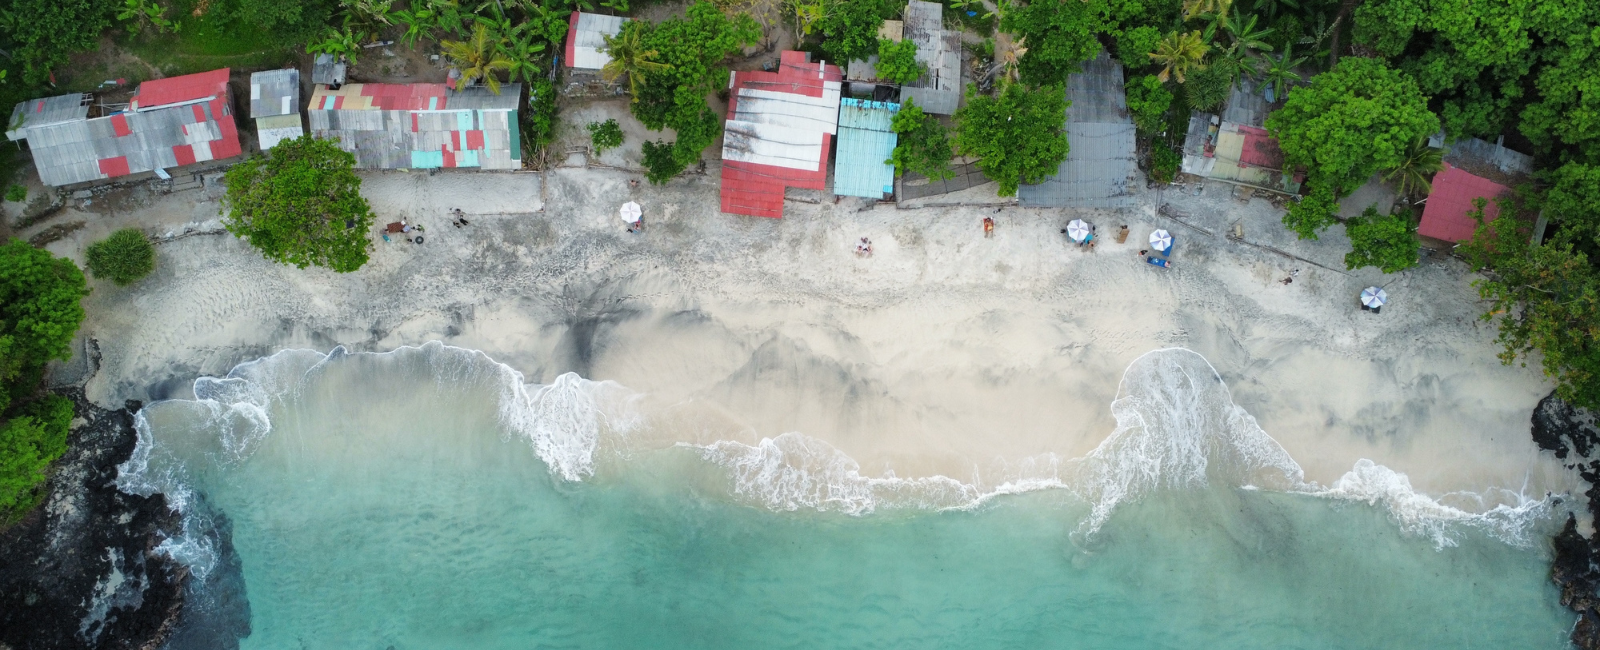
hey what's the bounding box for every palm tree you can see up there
[1383,137,1444,199]
[1183,0,1233,21]
[1221,9,1274,56]
[1150,31,1209,83]
[501,28,548,85]
[441,23,513,94]
[600,24,670,101]
[991,34,1026,85]
[1257,42,1306,101]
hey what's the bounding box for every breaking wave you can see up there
[118,344,1557,585]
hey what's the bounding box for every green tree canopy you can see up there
[0,394,72,522]
[1542,162,1600,257]
[875,38,924,85]
[1265,56,1440,196]
[815,0,900,64]
[0,0,116,84]
[1125,74,1173,133]
[85,228,156,286]
[1000,0,1107,87]
[1343,206,1420,273]
[888,98,953,181]
[629,1,760,177]
[222,135,376,273]
[1282,183,1340,240]
[954,83,1070,197]
[1463,200,1600,409]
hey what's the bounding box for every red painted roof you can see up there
[98,156,131,177]
[132,69,230,110]
[720,51,842,218]
[1236,125,1284,169]
[1419,163,1508,242]
[564,11,580,66]
[355,83,453,110]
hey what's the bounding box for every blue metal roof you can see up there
[834,98,899,198]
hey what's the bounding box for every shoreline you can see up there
[15,164,1592,645]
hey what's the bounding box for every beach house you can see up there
[250,69,303,150]
[719,51,843,218]
[1019,50,1138,209]
[5,69,242,187]
[307,82,522,170]
[1180,80,1301,195]
[563,11,628,71]
[898,0,960,115]
[832,99,899,200]
[1416,138,1530,246]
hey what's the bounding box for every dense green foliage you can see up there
[954,83,1069,197]
[1125,74,1174,133]
[640,139,683,185]
[0,395,73,521]
[222,135,376,273]
[0,240,88,521]
[1000,0,1106,86]
[4,186,25,204]
[1150,141,1181,183]
[814,0,899,64]
[629,2,760,175]
[0,0,117,84]
[522,79,559,163]
[1343,206,1419,273]
[1542,163,1600,256]
[588,119,624,155]
[1463,199,1600,409]
[1282,184,1339,240]
[875,38,923,85]
[1265,57,1439,196]
[1114,25,1162,67]
[888,98,953,181]
[1353,0,1600,158]
[85,229,156,286]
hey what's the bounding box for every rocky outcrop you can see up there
[0,391,185,650]
[1533,391,1600,649]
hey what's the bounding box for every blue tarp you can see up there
[834,98,899,199]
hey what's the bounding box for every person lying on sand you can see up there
[856,238,873,256]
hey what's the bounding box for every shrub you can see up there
[953,83,1070,196]
[85,228,156,286]
[1150,142,1181,183]
[875,38,924,85]
[0,395,72,522]
[641,139,686,184]
[1115,25,1162,67]
[4,186,24,203]
[889,97,953,180]
[1283,184,1341,240]
[1126,75,1173,134]
[587,119,624,154]
[1344,206,1420,273]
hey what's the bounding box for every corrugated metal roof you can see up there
[1445,136,1534,177]
[1419,162,1508,243]
[132,69,230,110]
[313,53,347,86]
[834,99,898,198]
[7,94,91,141]
[721,51,842,217]
[565,11,628,70]
[1221,79,1269,128]
[1019,51,1137,208]
[25,96,240,186]
[307,83,521,170]
[900,0,960,115]
[250,69,300,118]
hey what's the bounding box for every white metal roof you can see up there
[571,12,628,70]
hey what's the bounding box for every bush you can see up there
[587,119,624,155]
[522,79,558,163]
[4,186,24,203]
[953,83,1070,196]
[875,38,923,85]
[1150,141,1181,183]
[85,228,156,286]
[889,97,953,180]
[1115,25,1162,67]
[1344,206,1420,273]
[0,395,72,522]
[1283,184,1341,240]
[1126,75,1173,134]
[641,139,687,184]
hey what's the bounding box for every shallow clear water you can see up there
[120,345,1576,649]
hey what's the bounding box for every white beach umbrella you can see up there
[620,201,642,224]
[1149,229,1173,252]
[1361,286,1388,308]
[1066,219,1091,243]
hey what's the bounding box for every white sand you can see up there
[35,165,1580,510]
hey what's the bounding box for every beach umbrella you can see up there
[620,201,642,224]
[1361,286,1388,309]
[1149,229,1172,252]
[1066,219,1091,243]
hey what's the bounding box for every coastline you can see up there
[16,165,1590,645]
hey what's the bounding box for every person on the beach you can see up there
[983,217,994,238]
[628,179,640,188]
[627,216,644,234]
[1281,276,1293,285]
[856,237,873,256]
[1138,249,1148,258]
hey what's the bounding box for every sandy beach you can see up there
[20,165,1578,511]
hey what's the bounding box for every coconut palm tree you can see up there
[1220,9,1274,56]
[1257,41,1306,101]
[600,24,670,101]
[1384,137,1444,199]
[1150,30,1209,83]
[1183,0,1233,21]
[441,23,513,94]
[991,34,1026,85]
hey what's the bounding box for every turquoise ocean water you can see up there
[118,344,1577,648]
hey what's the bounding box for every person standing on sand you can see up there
[983,217,994,238]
